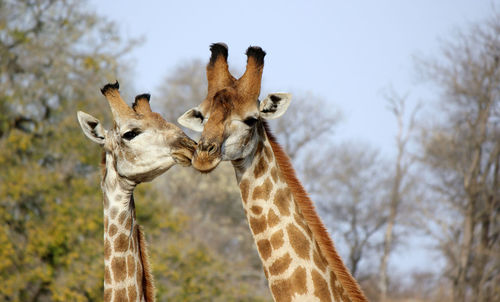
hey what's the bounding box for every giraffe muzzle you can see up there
[172,136,197,166]
[192,144,222,173]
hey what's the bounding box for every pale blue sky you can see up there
[90,0,492,155]
[88,0,494,275]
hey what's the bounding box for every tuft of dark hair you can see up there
[209,42,229,65]
[245,46,266,65]
[100,81,120,95]
[132,93,151,109]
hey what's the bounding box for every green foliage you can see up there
[0,118,104,301]
[0,1,119,298]
[134,185,268,301]
[0,1,272,301]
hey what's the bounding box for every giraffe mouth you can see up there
[172,151,193,166]
[192,150,221,173]
[172,136,197,166]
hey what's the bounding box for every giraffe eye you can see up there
[243,117,258,127]
[122,129,141,140]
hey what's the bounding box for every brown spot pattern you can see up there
[124,217,132,231]
[110,207,118,219]
[291,266,308,296]
[136,258,142,275]
[127,254,135,277]
[330,271,341,302]
[312,269,332,302]
[111,256,127,282]
[104,238,111,260]
[274,188,291,216]
[136,260,143,292]
[249,215,267,235]
[269,253,292,275]
[132,230,137,253]
[255,140,264,155]
[257,239,272,260]
[315,241,328,264]
[104,289,112,302]
[103,195,109,209]
[270,230,284,250]
[287,224,311,259]
[104,217,109,233]
[118,211,127,225]
[251,205,263,215]
[128,285,137,301]
[264,144,273,160]
[314,249,327,272]
[252,178,272,201]
[267,209,280,227]
[253,158,269,179]
[104,266,112,284]
[240,179,250,203]
[114,233,129,253]
[113,288,127,302]
[294,213,311,237]
[108,224,117,237]
[271,278,292,302]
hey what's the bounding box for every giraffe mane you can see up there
[262,121,368,302]
[137,224,156,302]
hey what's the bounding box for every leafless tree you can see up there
[156,59,207,123]
[378,90,420,302]
[417,12,500,302]
[307,142,388,278]
[271,91,342,161]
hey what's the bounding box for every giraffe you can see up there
[77,82,196,302]
[178,43,368,302]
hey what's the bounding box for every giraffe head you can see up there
[178,43,291,172]
[78,82,196,183]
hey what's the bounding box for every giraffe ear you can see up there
[177,107,205,132]
[259,93,292,120]
[77,111,107,145]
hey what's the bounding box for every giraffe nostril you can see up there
[207,143,217,155]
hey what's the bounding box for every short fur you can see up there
[101,81,120,95]
[245,46,266,65]
[100,81,136,118]
[263,122,368,302]
[133,94,152,114]
[133,94,151,107]
[205,44,235,104]
[238,47,265,100]
[138,225,155,302]
[100,153,156,301]
[209,43,229,65]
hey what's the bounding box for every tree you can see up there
[417,12,500,302]
[0,2,271,301]
[378,90,419,302]
[156,59,208,123]
[271,91,342,161]
[0,0,132,300]
[134,185,269,302]
[306,142,388,279]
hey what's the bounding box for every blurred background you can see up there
[1,0,498,301]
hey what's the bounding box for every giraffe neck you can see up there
[101,154,154,302]
[232,123,365,302]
